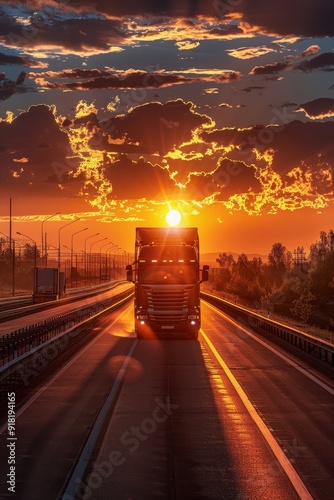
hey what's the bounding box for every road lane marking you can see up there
[0,303,134,435]
[62,339,138,500]
[203,301,334,397]
[201,327,313,500]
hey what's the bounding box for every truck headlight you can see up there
[137,315,148,320]
[188,315,199,320]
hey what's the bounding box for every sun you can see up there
[166,209,181,226]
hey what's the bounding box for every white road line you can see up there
[0,303,134,435]
[62,339,138,500]
[201,328,313,500]
[204,301,334,396]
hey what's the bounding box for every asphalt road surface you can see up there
[0,299,333,500]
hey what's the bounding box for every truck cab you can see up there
[126,227,208,339]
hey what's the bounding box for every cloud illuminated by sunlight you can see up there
[176,40,200,51]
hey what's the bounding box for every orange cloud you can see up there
[227,46,275,59]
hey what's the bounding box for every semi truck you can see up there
[33,268,65,303]
[126,227,209,339]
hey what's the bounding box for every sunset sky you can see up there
[0,0,333,256]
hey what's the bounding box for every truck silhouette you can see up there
[126,227,209,339]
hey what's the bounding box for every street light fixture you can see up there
[41,211,60,259]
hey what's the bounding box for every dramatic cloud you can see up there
[0,104,77,195]
[1,0,334,40]
[0,51,46,67]
[0,13,128,56]
[90,99,214,155]
[296,98,334,119]
[0,1,333,223]
[295,52,334,72]
[250,61,290,75]
[201,120,334,187]
[176,40,200,51]
[217,71,242,82]
[296,44,321,59]
[104,156,176,199]
[227,46,275,60]
[228,0,334,37]
[240,86,265,93]
[0,71,31,101]
[30,68,199,92]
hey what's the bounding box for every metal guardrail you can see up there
[0,288,134,401]
[0,280,126,322]
[200,292,334,370]
[0,285,133,365]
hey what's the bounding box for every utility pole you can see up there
[9,198,15,296]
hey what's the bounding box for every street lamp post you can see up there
[57,219,79,298]
[89,238,108,285]
[114,248,124,280]
[70,227,88,287]
[84,233,100,285]
[1,231,15,296]
[41,212,60,260]
[106,245,118,280]
[16,231,37,292]
[99,241,112,282]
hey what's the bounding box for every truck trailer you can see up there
[126,227,209,339]
[33,268,65,303]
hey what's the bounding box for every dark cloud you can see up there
[0,15,126,54]
[240,86,265,93]
[229,0,334,37]
[28,68,113,79]
[0,104,76,194]
[185,158,259,201]
[296,45,320,59]
[32,69,198,92]
[91,99,213,155]
[201,120,334,197]
[2,0,333,38]
[104,155,176,199]
[218,71,241,83]
[295,52,334,72]
[250,61,290,75]
[1,99,333,210]
[0,51,45,67]
[13,1,213,18]
[0,71,29,101]
[296,97,334,119]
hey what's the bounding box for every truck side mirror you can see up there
[126,264,133,282]
[201,264,209,282]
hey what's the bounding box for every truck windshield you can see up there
[138,264,197,284]
[137,245,198,284]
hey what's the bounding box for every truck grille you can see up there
[145,285,192,323]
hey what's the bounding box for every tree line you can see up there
[212,230,334,327]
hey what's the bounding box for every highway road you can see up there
[0,282,133,336]
[0,299,333,499]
